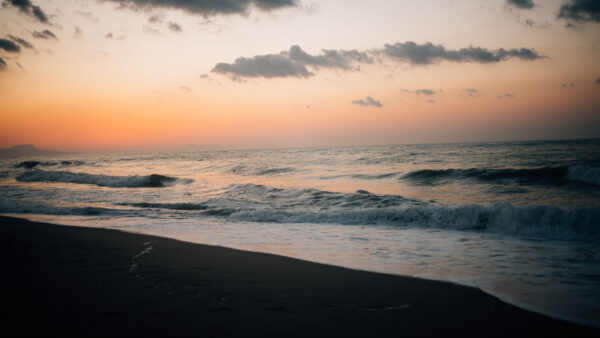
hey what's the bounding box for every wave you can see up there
[221,183,411,209]
[320,172,400,180]
[14,160,86,169]
[222,202,600,241]
[16,169,191,188]
[231,166,297,176]
[255,167,296,176]
[403,166,600,186]
[119,202,208,210]
[114,183,600,241]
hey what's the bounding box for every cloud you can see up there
[3,0,49,23]
[288,45,372,70]
[213,53,311,79]
[352,96,382,108]
[212,45,371,79]
[8,35,34,49]
[74,26,83,39]
[414,89,436,96]
[464,88,480,97]
[103,0,298,17]
[426,99,435,103]
[148,13,165,24]
[382,41,544,65]
[506,0,535,9]
[76,11,99,23]
[596,77,600,84]
[498,93,515,99]
[0,57,6,70]
[558,0,600,23]
[561,83,576,88]
[105,32,126,40]
[32,30,58,40]
[178,86,191,92]
[523,19,552,29]
[0,38,20,52]
[214,41,544,80]
[168,22,182,32]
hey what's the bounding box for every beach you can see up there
[1,216,596,337]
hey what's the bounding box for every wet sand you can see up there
[0,216,597,337]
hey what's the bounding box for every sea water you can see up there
[1,139,599,325]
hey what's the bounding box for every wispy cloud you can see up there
[414,89,436,96]
[506,0,535,9]
[498,93,515,99]
[3,0,49,24]
[8,35,34,49]
[0,57,6,70]
[32,30,58,40]
[213,41,543,80]
[104,0,298,17]
[168,22,182,33]
[464,88,480,97]
[212,45,371,79]
[382,41,544,65]
[352,96,383,108]
[561,83,575,88]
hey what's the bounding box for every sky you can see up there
[0,0,599,151]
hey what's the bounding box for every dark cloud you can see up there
[0,57,6,70]
[558,0,600,23]
[74,27,83,39]
[596,77,600,84]
[561,83,576,88]
[214,41,544,80]
[414,89,436,96]
[3,0,49,23]
[8,35,34,49]
[0,38,20,52]
[506,0,535,9]
[352,96,382,108]
[213,53,312,79]
[498,93,515,99]
[288,45,372,70]
[464,88,479,97]
[212,45,370,79]
[382,41,544,65]
[168,22,182,32]
[103,0,298,16]
[32,30,58,40]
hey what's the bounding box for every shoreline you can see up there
[1,215,597,337]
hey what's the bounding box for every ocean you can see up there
[1,139,599,326]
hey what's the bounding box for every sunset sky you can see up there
[0,0,599,150]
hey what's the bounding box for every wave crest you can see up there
[403,166,600,186]
[16,169,191,188]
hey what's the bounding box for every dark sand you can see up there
[1,216,597,337]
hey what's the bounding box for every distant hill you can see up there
[0,145,66,158]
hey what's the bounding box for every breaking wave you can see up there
[115,183,599,241]
[16,169,191,188]
[14,160,86,169]
[403,166,600,186]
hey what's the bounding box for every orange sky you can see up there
[0,0,599,150]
